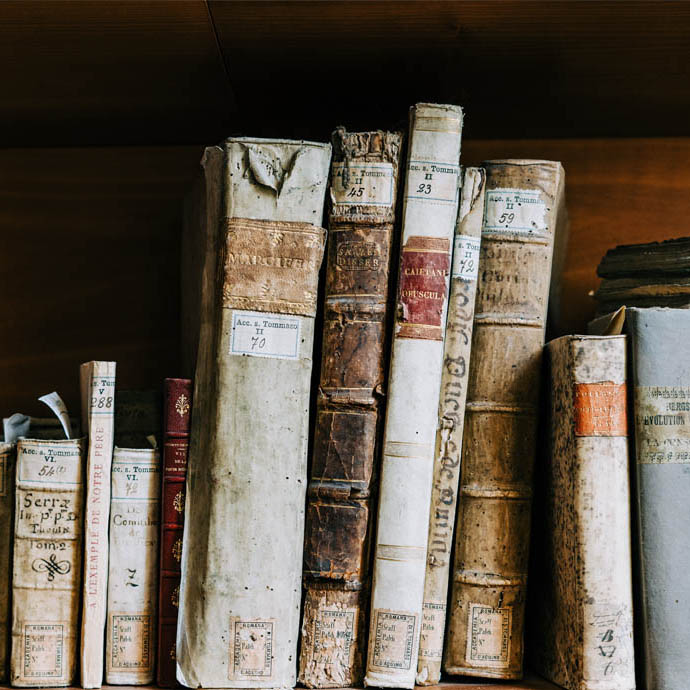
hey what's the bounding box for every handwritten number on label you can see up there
[250,336,266,351]
[346,187,364,198]
[498,212,515,225]
[417,183,432,195]
[92,396,113,409]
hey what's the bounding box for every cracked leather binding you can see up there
[298,128,403,689]
[177,138,331,689]
[531,335,635,690]
[445,160,566,680]
[365,103,463,690]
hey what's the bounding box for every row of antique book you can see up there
[0,101,684,690]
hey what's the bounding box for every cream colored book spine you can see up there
[10,437,85,687]
[416,168,484,685]
[105,447,161,685]
[80,361,116,688]
[177,138,331,689]
[0,442,15,682]
[365,103,463,689]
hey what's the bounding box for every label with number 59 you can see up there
[483,188,547,235]
[230,310,301,360]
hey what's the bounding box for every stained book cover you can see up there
[157,378,192,686]
[530,335,635,690]
[298,128,403,689]
[10,437,85,687]
[416,167,485,685]
[364,103,463,690]
[177,138,331,689]
[0,442,15,682]
[445,160,566,680]
[105,447,161,685]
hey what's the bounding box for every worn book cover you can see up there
[530,335,635,690]
[79,361,116,688]
[10,437,85,687]
[416,167,485,685]
[445,160,566,680]
[105,446,161,685]
[364,103,463,690]
[177,138,331,689]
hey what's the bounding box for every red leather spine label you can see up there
[574,382,627,437]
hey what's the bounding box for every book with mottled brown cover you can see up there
[299,128,403,688]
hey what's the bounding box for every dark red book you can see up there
[157,378,192,686]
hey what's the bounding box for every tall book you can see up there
[79,360,116,688]
[445,160,566,679]
[11,436,85,687]
[105,446,161,685]
[157,378,192,686]
[364,103,463,690]
[177,137,331,688]
[624,307,690,690]
[0,442,15,682]
[298,128,403,689]
[530,335,635,690]
[416,167,485,685]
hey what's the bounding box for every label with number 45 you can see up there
[230,310,301,360]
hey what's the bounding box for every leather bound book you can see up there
[10,437,85,687]
[364,103,463,690]
[157,378,192,686]
[530,335,635,690]
[445,160,566,680]
[298,128,403,689]
[0,442,15,682]
[105,446,161,685]
[79,361,116,689]
[177,138,330,689]
[416,168,485,685]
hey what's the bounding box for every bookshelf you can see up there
[2,2,689,688]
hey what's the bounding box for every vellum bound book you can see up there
[364,103,463,690]
[445,160,566,679]
[177,137,331,688]
[416,167,485,685]
[530,335,635,690]
[299,128,403,688]
[11,436,85,687]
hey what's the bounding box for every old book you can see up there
[416,167,485,685]
[364,103,463,690]
[530,335,635,690]
[114,390,162,449]
[298,128,403,689]
[623,307,690,690]
[0,442,15,682]
[157,378,192,686]
[597,236,690,279]
[79,361,116,688]
[105,446,161,685]
[11,436,85,687]
[445,160,566,680]
[177,137,331,689]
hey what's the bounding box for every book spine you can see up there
[0,443,15,682]
[298,129,403,689]
[79,361,116,688]
[105,447,161,685]
[364,103,463,690]
[416,168,484,685]
[157,378,192,686]
[627,307,690,690]
[10,438,85,687]
[177,138,331,689]
[531,335,635,690]
[444,160,564,680]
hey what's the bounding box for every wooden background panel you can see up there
[464,137,690,335]
[0,146,203,417]
[0,1,235,147]
[212,0,690,141]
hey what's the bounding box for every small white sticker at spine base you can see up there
[230,310,301,360]
[452,234,480,281]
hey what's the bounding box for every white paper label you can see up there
[451,234,480,280]
[483,188,547,234]
[635,386,690,463]
[331,163,394,206]
[465,603,511,668]
[230,310,301,360]
[405,160,459,204]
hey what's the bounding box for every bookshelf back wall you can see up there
[2,138,689,415]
